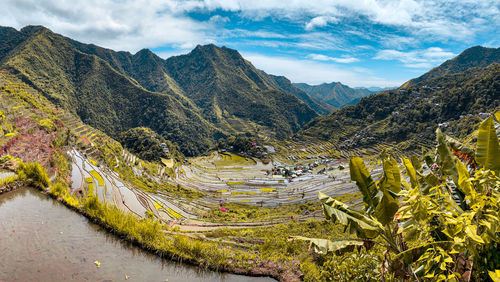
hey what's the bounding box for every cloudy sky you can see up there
[1,0,499,87]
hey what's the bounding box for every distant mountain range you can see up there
[355,86,396,93]
[0,25,326,155]
[300,45,500,151]
[294,82,374,108]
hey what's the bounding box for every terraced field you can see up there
[175,151,370,208]
[0,71,378,232]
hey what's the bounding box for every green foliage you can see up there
[0,174,18,186]
[320,249,382,281]
[18,162,50,189]
[119,127,183,162]
[476,115,500,173]
[302,62,500,154]
[299,116,500,280]
[38,118,56,132]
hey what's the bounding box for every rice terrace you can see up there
[1,1,500,281]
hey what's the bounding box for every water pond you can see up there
[0,188,274,282]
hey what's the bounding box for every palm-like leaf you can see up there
[476,116,500,173]
[319,192,381,239]
[290,236,375,255]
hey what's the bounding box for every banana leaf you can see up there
[289,236,375,255]
[380,155,402,194]
[476,116,500,172]
[350,157,378,210]
[374,155,401,225]
[319,192,381,239]
[403,158,419,189]
[436,129,459,184]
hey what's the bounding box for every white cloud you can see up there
[209,15,230,24]
[307,54,359,63]
[242,52,403,87]
[305,16,338,30]
[0,0,214,52]
[1,0,498,53]
[374,47,455,68]
[175,0,500,41]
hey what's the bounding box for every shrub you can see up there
[19,162,50,189]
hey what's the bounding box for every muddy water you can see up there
[0,188,275,282]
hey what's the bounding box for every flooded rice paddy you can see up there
[0,188,274,281]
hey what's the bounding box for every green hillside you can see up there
[164,44,318,137]
[300,62,500,152]
[0,26,218,156]
[0,25,319,155]
[404,45,500,86]
[73,38,320,131]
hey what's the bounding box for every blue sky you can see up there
[1,0,499,87]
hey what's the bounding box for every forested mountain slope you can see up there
[0,25,319,155]
[404,45,500,86]
[300,50,500,152]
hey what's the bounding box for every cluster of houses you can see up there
[269,158,338,179]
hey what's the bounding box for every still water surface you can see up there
[0,188,274,281]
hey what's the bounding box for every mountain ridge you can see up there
[300,47,500,152]
[0,25,320,155]
[403,45,500,87]
[294,81,373,108]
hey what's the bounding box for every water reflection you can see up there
[0,188,275,282]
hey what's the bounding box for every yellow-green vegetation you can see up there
[86,177,93,194]
[38,118,56,132]
[17,162,50,190]
[295,115,500,281]
[88,157,99,167]
[205,201,323,222]
[213,153,255,167]
[0,174,18,186]
[79,195,246,270]
[89,170,104,186]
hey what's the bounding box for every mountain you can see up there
[71,34,320,138]
[300,47,500,152]
[265,75,335,115]
[294,82,373,108]
[0,25,318,155]
[163,44,317,138]
[355,86,396,93]
[404,46,500,87]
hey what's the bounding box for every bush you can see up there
[19,162,50,189]
[38,118,56,132]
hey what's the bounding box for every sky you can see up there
[1,0,499,88]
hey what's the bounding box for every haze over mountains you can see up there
[0,25,498,157]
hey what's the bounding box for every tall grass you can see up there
[79,194,231,269]
[18,162,50,189]
[0,175,18,186]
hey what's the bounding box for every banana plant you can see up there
[292,153,405,260]
[476,115,500,174]
[293,113,500,281]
